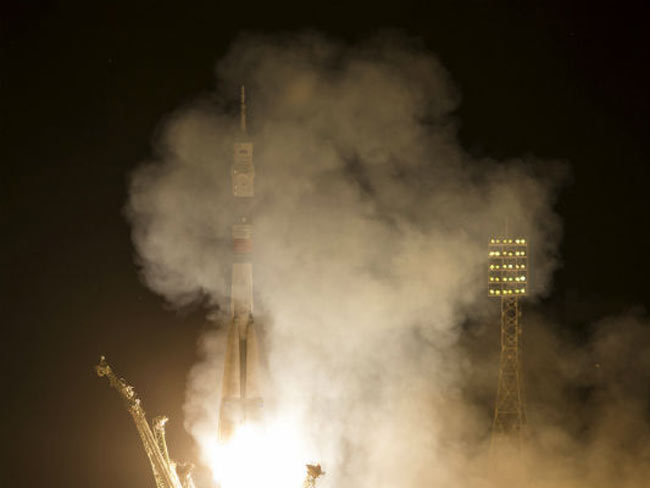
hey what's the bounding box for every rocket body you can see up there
[218,88,263,443]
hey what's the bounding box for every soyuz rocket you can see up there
[218,86,264,442]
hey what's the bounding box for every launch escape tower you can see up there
[488,237,528,451]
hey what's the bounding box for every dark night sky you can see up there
[3,1,649,487]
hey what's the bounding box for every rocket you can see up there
[218,86,264,443]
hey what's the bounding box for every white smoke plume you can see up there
[122,32,633,487]
[458,306,650,488]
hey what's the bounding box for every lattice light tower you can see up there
[488,237,528,450]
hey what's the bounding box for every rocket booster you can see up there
[218,86,263,443]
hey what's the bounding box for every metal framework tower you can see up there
[488,237,528,451]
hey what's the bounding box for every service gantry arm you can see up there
[95,356,193,488]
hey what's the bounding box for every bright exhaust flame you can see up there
[203,419,309,488]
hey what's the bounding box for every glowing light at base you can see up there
[203,418,309,488]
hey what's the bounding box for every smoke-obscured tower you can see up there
[488,237,528,451]
[218,86,264,443]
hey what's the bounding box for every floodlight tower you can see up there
[488,237,528,451]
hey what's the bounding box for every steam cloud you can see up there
[127,33,649,487]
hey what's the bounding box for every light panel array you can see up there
[488,238,528,297]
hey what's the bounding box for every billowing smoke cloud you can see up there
[125,33,648,487]
[527,311,650,487]
[457,306,650,487]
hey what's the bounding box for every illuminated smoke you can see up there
[127,33,649,487]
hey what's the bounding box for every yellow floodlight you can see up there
[488,236,529,297]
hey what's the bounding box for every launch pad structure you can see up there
[488,238,528,452]
[95,356,196,488]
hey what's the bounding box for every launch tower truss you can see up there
[488,238,528,451]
